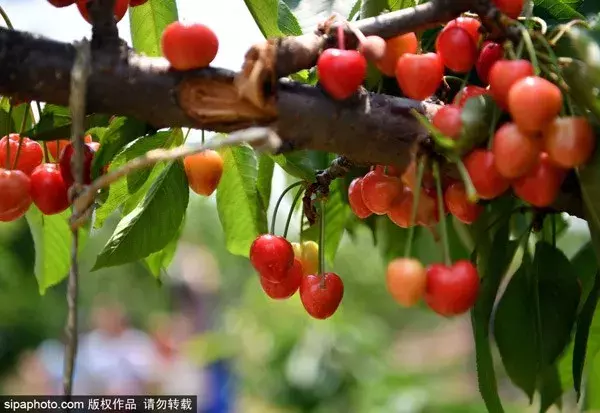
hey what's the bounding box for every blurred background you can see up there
[0,0,597,412]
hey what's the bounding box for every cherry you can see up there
[401,160,435,191]
[0,169,32,222]
[492,122,542,179]
[373,33,418,77]
[493,0,524,19]
[317,49,367,100]
[76,0,129,24]
[46,135,93,162]
[358,36,387,62]
[0,134,43,176]
[249,234,295,283]
[425,260,480,316]
[387,187,413,228]
[543,116,596,168]
[58,142,95,187]
[395,53,444,100]
[512,152,566,208]
[299,272,344,319]
[444,181,483,224]
[464,149,510,200]
[183,149,224,196]
[419,189,442,227]
[432,105,462,139]
[30,163,70,215]
[48,0,76,6]
[453,85,487,108]
[361,169,403,215]
[508,76,563,134]
[260,258,303,300]
[129,0,148,6]
[436,26,478,73]
[442,17,482,45]
[488,59,534,110]
[476,41,504,85]
[386,258,427,307]
[348,177,373,219]
[299,240,319,276]
[161,22,219,70]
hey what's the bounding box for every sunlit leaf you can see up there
[129,0,179,56]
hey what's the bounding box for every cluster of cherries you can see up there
[0,134,100,222]
[249,234,344,320]
[47,0,148,24]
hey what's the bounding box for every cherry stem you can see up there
[4,105,12,169]
[345,21,367,44]
[404,157,425,258]
[337,24,345,50]
[34,101,43,119]
[182,128,191,143]
[42,142,49,163]
[270,181,304,235]
[201,129,205,145]
[487,105,501,150]
[0,6,14,29]
[551,214,557,248]
[318,199,326,279]
[54,139,60,163]
[433,161,451,267]
[453,156,479,203]
[519,24,540,76]
[283,186,305,239]
[12,105,30,169]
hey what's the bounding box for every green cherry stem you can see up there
[453,156,479,203]
[12,104,30,169]
[283,186,305,239]
[201,129,205,145]
[433,161,451,266]
[270,181,304,235]
[318,199,326,280]
[42,142,49,163]
[519,25,540,76]
[4,105,12,169]
[404,157,425,258]
[0,6,14,29]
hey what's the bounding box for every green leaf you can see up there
[361,0,387,18]
[244,0,283,38]
[145,222,182,278]
[216,145,268,257]
[93,130,181,229]
[348,0,361,19]
[278,1,302,36]
[375,215,409,261]
[22,104,110,141]
[91,117,149,179]
[571,242,599,311]
[129,0,178,57]
[494,252,538,400]
[93,160,189,270]
[573,273,600,397]
[578,146,600,267]
[271,151,318,181]
[25,207,87,294]
[0,98,34,134]
[456,95,499,155]
[533,0,584,21]
[387,0,416,11]
[302,179,351,265]
[537,365,563,413]
[561,60,600,123]
[566,27,600,83]
[471,223,516,413]
[257,154,275,210]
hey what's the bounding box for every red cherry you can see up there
[395,53,444,100]
[0,134,43,176]
[512,152,566,208]
[453,85,487,108]
[493,0,524,19]
[444,181,483,224]
[543,116,596,169]
[249,234,294,283]
[488,59,534,110]
[425,260,480,316]
[387,187,413,228]
[432,105,462,139]
[48,0,76,6]
[463,149,510,200]
[348,177,373,219]
[317,49,367,100]
[386,258,426,307]
[443,17,482,45]
[30,163,70,215]
[436,26,478,73]
[508,76,563,134]
[0,169,32,222]
[46,135,93,162]
[492,122,542,179]
[58,142,95,187]
[129,0,148,6]
[361,169,403,215]
[299,272,344,319]
[259,258,303,300]
[372,33,418,77]
[476,42,504,85]
[161,22,219,70]
[76,0,129,24]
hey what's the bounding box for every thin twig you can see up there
[70,127,282,228]
[63,38,91,398]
